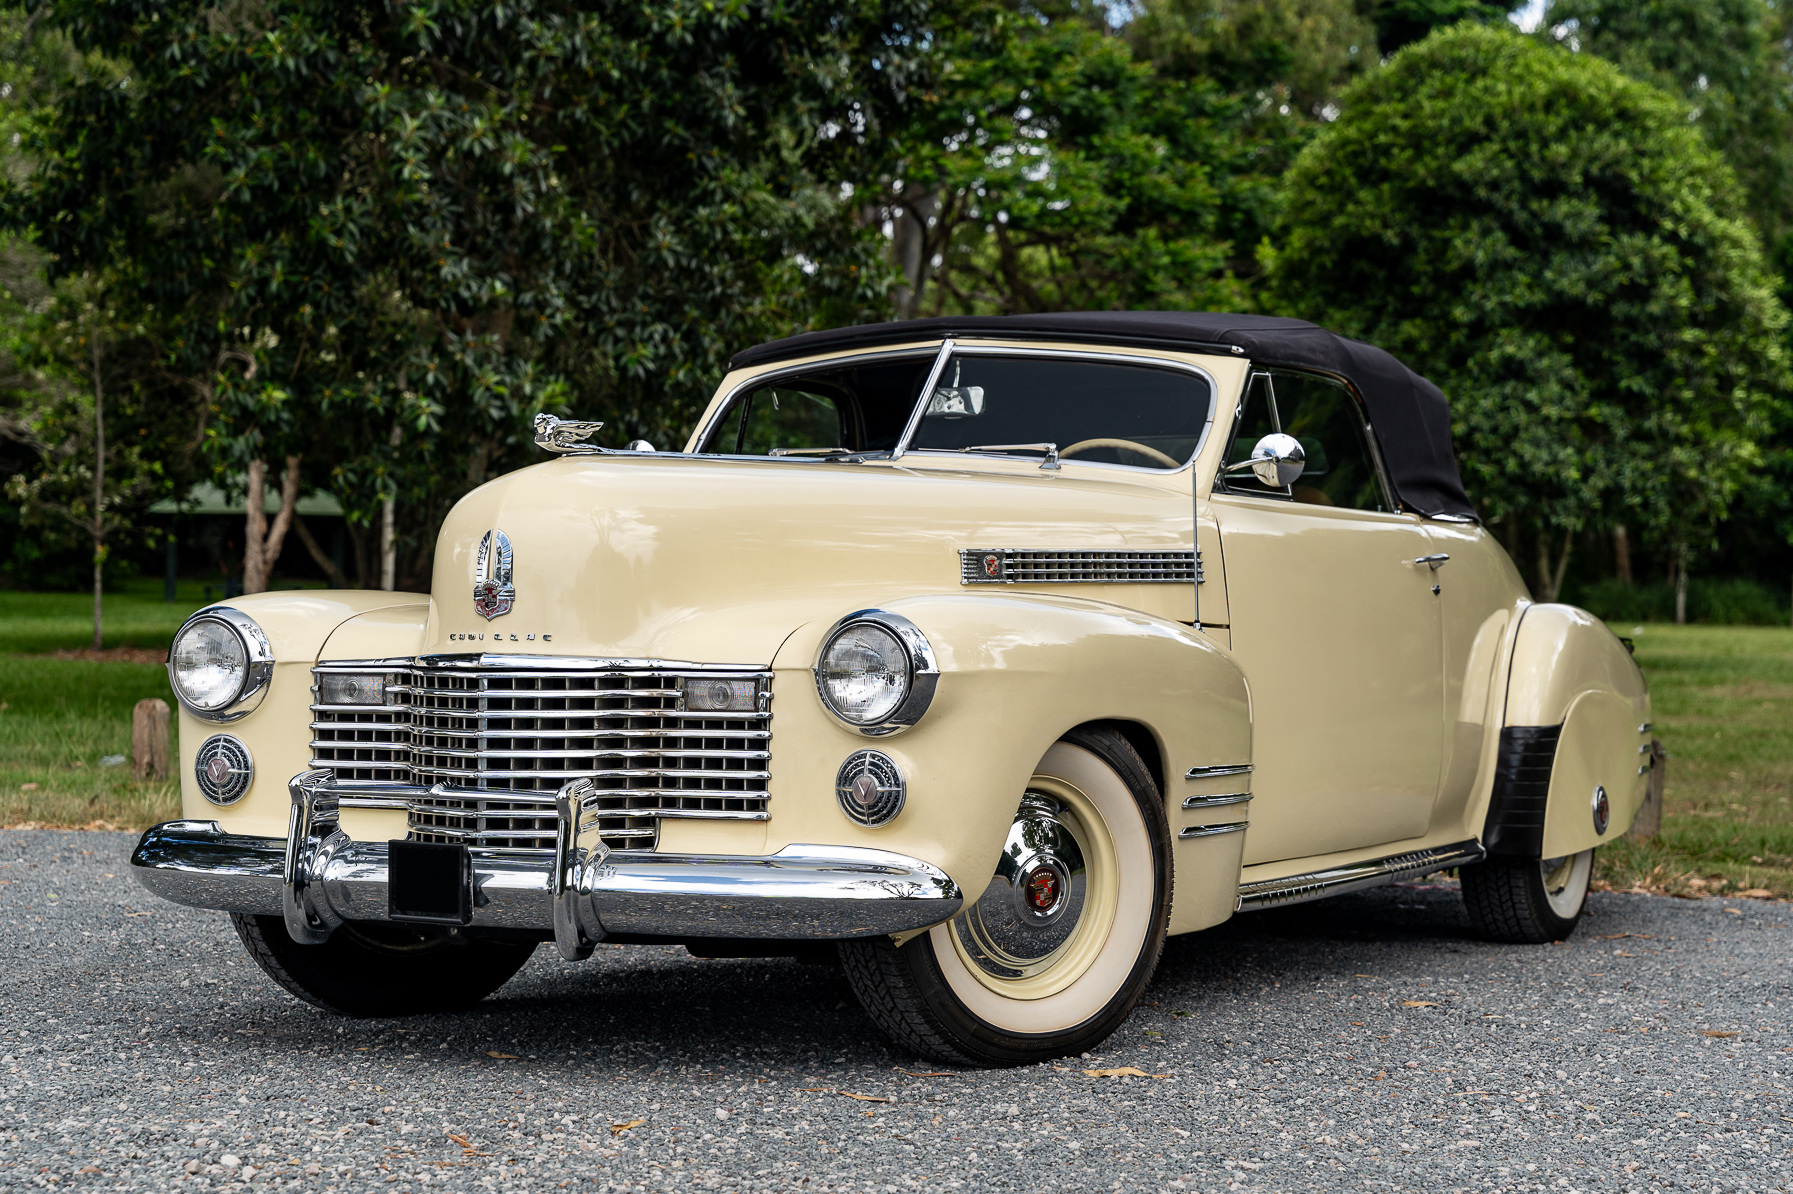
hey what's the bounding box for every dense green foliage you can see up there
[10,0,911,584]
[1269,24,1790,592]
[0,0,1789,612]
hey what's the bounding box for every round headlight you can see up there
[819,624,909,724]
[814,610,939,735]
[168,609,275,721]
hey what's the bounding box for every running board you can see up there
[1235,840,1484,912]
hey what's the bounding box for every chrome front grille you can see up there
[960,547,1202,585]
[310,656,773,852]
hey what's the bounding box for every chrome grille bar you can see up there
[310,656,774,852]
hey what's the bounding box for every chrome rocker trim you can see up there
[1235,840,1484,912]
[131,770,963,957]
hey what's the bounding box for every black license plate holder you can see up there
[387,839,473,925]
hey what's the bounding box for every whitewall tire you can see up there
[839,727,1171,1066]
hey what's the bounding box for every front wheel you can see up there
[840,727,1171,1067]
[231,914,536,1017]
[1460,849,1594,943]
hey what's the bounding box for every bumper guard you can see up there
[131,770,963,960]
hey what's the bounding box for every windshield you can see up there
[908,353,1212,470]
[696,348,1213,470]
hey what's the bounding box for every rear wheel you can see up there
[840,727,1171,1067]
[1460,849,1594,943]
[231,914,536,1017]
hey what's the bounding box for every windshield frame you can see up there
[691,341,1221,475]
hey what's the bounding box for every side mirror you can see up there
[1223,432,1306,488]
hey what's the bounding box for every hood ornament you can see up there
[534,413,606,455]
[473,529,515,621]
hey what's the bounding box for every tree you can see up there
[1267,23,1790,603]
[877,3,1261,317]
[1535,0,1793,250]
[11,0,907,590]
[1536,0,1793,613]
[4,278,180,643]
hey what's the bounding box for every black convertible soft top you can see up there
[728,312,1476,520]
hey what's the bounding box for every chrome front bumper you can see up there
[131,770,962,960]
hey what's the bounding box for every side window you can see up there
[1223,372,1282,497]
[1221,371,1388,512]
[701,385,845,455]
[1273,373,1387,512]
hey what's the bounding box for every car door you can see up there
[1211,369,1445,864]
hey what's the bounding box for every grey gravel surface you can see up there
[2,829,1790,1194]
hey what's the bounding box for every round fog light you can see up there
[836,750,905,827]
[195,734,254,806]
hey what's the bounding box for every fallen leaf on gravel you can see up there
[1373,1071,1388,1080]
[1596,933,1654,939]
[1737,889,1773,899]
[1701,1031,1739,1039]
[893,1069,955,1077]
[1402,1001,1439,1008]
[608,1120,645,1135]
[1353,974,1375,978]
[1349,1022,1365,1027]
[484,1051,518,1059]
[1083,1067,1168,1079]
[840,1092,893,1103]
[446,1134,470,1148]
[78,1168,102,1175]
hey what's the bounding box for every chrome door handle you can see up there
[1412,554,1450,570]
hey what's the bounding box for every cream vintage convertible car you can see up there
[133,312,1654,1067]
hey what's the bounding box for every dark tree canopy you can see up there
[1269,24,1789,565]
[8,0,910,583]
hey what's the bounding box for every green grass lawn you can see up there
[1593,623,1793,900]
[0,586,1788,905]
[0,576,322,654]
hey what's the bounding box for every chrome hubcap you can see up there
[952,793,1089,980]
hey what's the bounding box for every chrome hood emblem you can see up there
[473,529,516,620]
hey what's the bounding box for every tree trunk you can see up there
[242,455,303,593]
[1674,542,1689,624]
[380,423,400,590]
[1532,524,1574,603]
[90,338,105,650]
[380,496,396,590]
[1612,524,1631,585]
[292,513,352,588]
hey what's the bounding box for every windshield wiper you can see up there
[953,442,1060,471]
[768,447,853,457]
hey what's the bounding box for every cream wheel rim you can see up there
[930,741,1155,1034]
[1540,849,1593,919]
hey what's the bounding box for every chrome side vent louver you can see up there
[959,548,1202,585]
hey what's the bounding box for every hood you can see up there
[425,455,1191,665]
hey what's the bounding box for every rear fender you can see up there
[1488,604,1651,859]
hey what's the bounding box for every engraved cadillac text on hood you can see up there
[473,528,516,620]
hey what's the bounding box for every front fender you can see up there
[740,592,1251,923]
[174,591,430,836]
[1487,604,1651,859]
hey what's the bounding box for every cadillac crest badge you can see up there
[473,529,515,621]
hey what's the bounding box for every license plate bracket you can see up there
[387,839,473,925]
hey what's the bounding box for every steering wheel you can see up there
[1060,438,1181,469]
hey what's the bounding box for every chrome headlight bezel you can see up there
[167,607,275,722]
[813,609,939,737]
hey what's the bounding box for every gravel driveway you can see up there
[2,829,1788,1193]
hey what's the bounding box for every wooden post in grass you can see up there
[132,698,170,782]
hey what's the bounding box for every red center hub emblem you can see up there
[1024,866,1059,910]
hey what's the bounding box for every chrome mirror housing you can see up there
[1224,432,1306,488]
